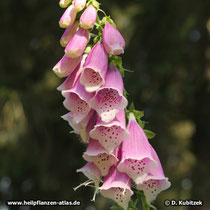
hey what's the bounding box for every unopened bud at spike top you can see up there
[59,5,77,28]
[65,27,89,58]
[59,0,72,8]
[73,0,86,12]
[80,5,97,29]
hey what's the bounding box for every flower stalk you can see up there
[52,0,171,209]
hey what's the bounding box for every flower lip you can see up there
[80,42,108,92]
[99,165,133,210]
[83,139,118,176]
[62,80,94,123]
[89,110,130,153]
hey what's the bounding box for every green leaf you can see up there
[110,206,124,210]
[144,129,156,139]
[150,204,157,210]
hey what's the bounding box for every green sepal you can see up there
[137,118,147,129]
[109,55,125,77]
[150,204,157,210]
[84,45,92,54]
[93,35,102,44]
[101,16,116,28]
[87,0,100,10]
[144,129,156,139]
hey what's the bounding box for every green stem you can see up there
[141,195,150,210]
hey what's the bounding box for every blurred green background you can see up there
[0,0,210,209]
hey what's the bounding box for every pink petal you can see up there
[62,79,94,123]
[65,27,89,58]
[80,42,108,92]
[89,64,127,123]
[83,139,118,176]
[102,22,125,55]
[117,113,157,184]
[90,110,130,153]
[57,54,87,91]
[61,109,96,142]
[99,165,133,210]
[77,162,101,185]
[60,21,79,47]
[137,145,171,204]
[59,0,72,8]
[53,54,82,78]
[73,0,86,12]
[59,5,77,28]
[80,5,97,29]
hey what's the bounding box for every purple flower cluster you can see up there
[53,1,171,209]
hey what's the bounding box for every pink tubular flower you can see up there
[80,42,108,92]
[80,5,97,29]
[137,145,171,204]
[61,109,96,142]
[59,0,72,8]
[99,165,133,210]
[89,64,127,123]
[60,21,79,47]
[73,0,86,12]
[59,5,77,28]
[102,22,125,55]
[62,79,94,123]
[83,139,118,176]
[89,110,130,153]
[65,28,89,58]
[53,54,82,78]
[75,162,101,201]
[117,112,157,185]
[57,54,87,91]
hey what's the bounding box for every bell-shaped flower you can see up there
[59,5,77,28]
[80,42,108,92]
[60,21,79,47]
[117,113,157,185]
[59,0,72,8]
[61,109,96,142]
[53,54,82,78]
[90,110,130,153]
[137,145,171,204]
[99,164,133,210]
[74,162,101,201]
[73,0,86,12]
[80,5,97,29]
[62,79,94,123]
[102,22,125,55]
[57,54,87,91]
[65,27,89,58]
[83,139,118,176]
[89,64,127,123]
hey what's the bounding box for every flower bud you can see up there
[52,54,82,78]
[80,5,97,29]
[59,5,77,28]
[102,22,125,55]
[73,0,86,12]
[65,27,89,58]
[60,21,79,47]
[59,0,72,8]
